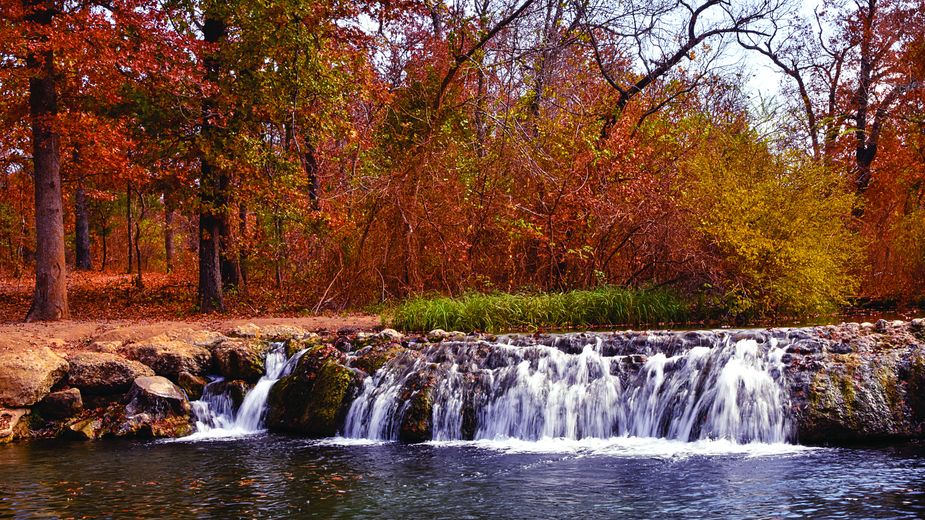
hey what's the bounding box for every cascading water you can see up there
[343,333,792,444]
[189,343,305,438]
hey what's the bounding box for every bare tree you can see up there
[583,0,784,139]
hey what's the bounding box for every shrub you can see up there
[681,128,860,317]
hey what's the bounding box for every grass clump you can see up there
[384,287,690,333]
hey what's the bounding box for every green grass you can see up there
[383,287,692,333]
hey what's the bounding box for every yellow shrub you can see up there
[682,129,861,317]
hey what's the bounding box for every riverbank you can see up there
[2,317,924,446]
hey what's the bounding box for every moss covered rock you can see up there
[351,343,406,375]
[397,367,438,443]
[266,346,361,437]
[211,339,269,382]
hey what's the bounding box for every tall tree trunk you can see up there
[126,181,133,273]
[101,232,108,271]
[134,193,145,288]
[25,0,68,321]
[304,145,319,209]
[219,197,239,289]
[74,183,91,270]
[198,13,227,312]
[274,215,284,289]
[164,192,174,273]
[238,202,247,286]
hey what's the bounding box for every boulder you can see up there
[266,346,361,437]
[177,371,207,401]
[397,369,437,443]
[262,324,311,341]
[170,329,228,349]
[121,376,193,438]
[208,379,252,411]
[67,415,106,440]
[211,339,268,381]
[426,329,466,342]
[378,328,404,341]
[0,347,69,407]
[66,352,154,394]
[37,388,83,420]
[229,323,262,338]
[0,408,30,444]
[122,337,211,379]
[351,342,406,375]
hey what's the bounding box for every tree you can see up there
[22,0,68,320]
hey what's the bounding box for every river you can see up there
[2,435,924,518]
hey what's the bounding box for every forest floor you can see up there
[0,272,380,354]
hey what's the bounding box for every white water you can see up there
[343,336,792,444]
[313,436,811,458]
[184,344,305,441]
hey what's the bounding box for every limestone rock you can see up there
[88,341,123,354]
[0,347,69,407]
[67,417,102,439]
[211,339,269,381]
[170,329,228,348]
[37,388,83,420]
[378,328,404,341]
[351,342,405,375]
[208,379,252,411]
[426,329,466,342]
[177,371,207,401]
[122,376,193,438]
[0,408,30,443]
[66,352,154,394]
[122,337,211,379]
[397,369,437,443]
[229,323,261,338]
[266,346,361,437]
[262,324,310,341]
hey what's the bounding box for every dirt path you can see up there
[0,315,381,354]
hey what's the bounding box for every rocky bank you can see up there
[1,319,924,445]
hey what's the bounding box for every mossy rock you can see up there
[352,343,406,375]
[397,368,437,443]
[210,339,269,382]
[285,335,323,358]
[798,353,915,443]
[265,346,361,437]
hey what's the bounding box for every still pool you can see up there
[2,436,924,518]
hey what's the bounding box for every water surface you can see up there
[2,436,924,518]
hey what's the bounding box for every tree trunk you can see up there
[126,181,133,273]
[304,144,319,209]
[197,13,227,312]
[74,183,91,270]
[164,193,174,273]
[238,202,247,286]
[134,193,144,288]
[25,0,69,322]
[219,200,239,289]
[101,232,108,271]
[274,215,284,289]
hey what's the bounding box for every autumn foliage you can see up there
[1,0,923,322]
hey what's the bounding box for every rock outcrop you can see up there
[0,348,69,407]
[37,388,83,420]
[0,408,29,443]
[210,339,269,382]
[66,352,154,394]
[122,337,211,379]
[266,346,361,437]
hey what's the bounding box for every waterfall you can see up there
[343,333,792,444]
[189,343,305,438]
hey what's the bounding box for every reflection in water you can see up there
[2,437,924,518]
